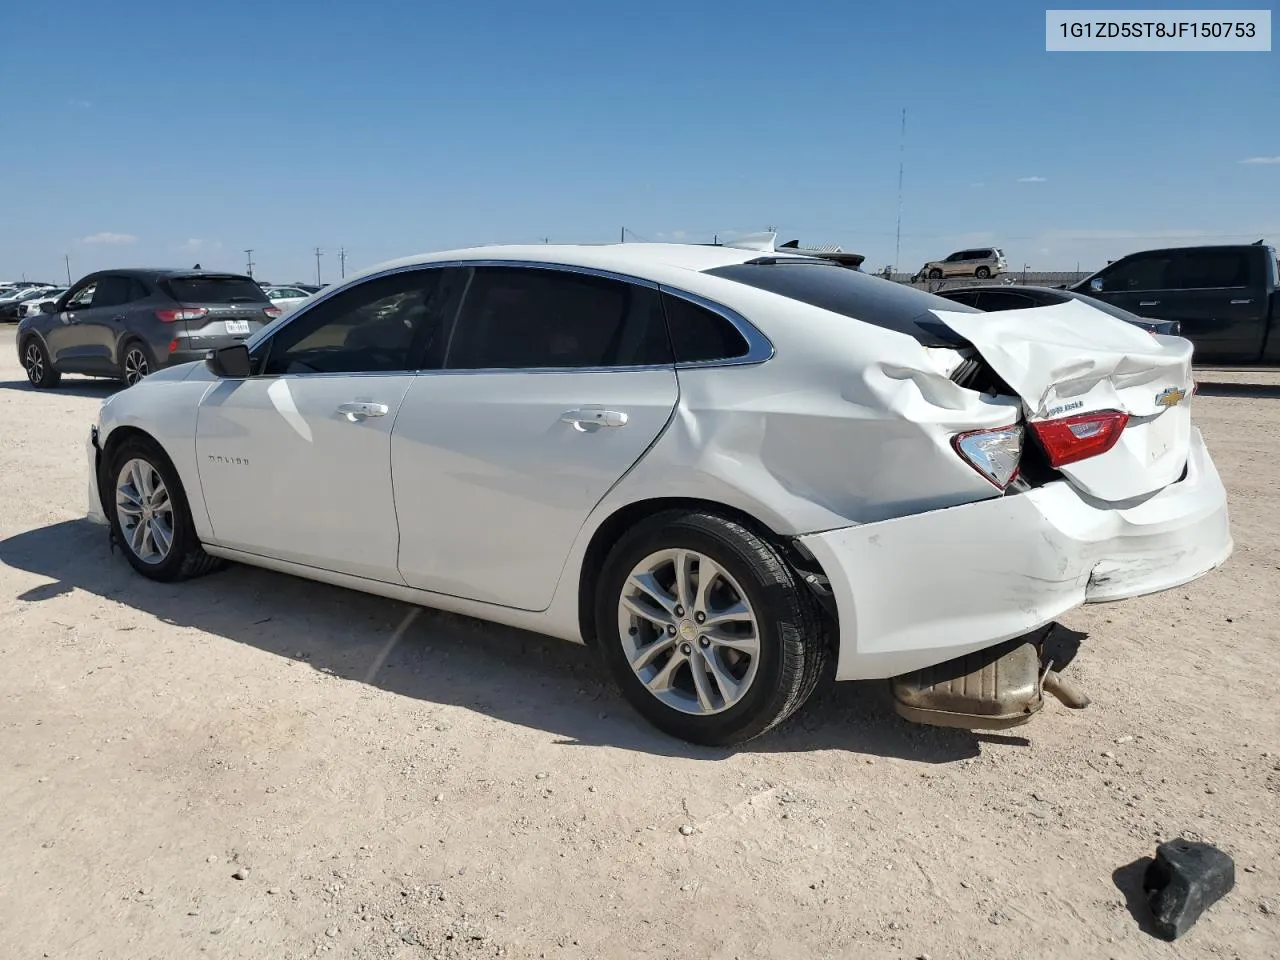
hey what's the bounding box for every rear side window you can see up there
[91,275,138,308]
[1175,250,1252,290]
[705,261,978,347]
[445,267,671,370]
[972,290,1040,311]
[662,293,749,362]
[165,275,268,304]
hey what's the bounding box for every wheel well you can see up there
[575,497,837,648]
[96,426,166,515]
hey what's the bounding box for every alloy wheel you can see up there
[124,348,150,386]
[24,343,43,384]
[616,548,761,716]
[115,458,175,565]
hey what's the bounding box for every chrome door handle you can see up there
[560,408,628,431]
[1230,298,1253,305]
[337,401,389,421]
[1138,300,1160,307]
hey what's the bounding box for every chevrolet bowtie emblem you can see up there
[1155,386,1187,409]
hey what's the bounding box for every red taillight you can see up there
[1030,410,1129,468]
[264,306,282,318]
[168,339,179,354]
[155,307,209,323]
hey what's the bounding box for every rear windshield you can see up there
[704,259,978,347]
[163,275,269,304]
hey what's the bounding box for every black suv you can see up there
[17,269,280,389]
[1071,243,1280,364]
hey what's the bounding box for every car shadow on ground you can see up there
[0,378,121,398]
[0,518,1059,764]
[1194,381,1280,399]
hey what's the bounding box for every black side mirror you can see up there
[39,301,57,314]
[206,343,251,378]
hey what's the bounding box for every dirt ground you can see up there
[1,327,1277,960]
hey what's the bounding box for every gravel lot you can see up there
[1,327,1278,960]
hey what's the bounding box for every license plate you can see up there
[225,320,250,335]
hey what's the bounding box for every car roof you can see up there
[360,242,809,285]
[79,268,256,281]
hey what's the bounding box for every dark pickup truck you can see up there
[1070,242,1280,364]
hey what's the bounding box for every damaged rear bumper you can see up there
[799,427,1232,681]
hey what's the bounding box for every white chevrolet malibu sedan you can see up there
[80,241,1232,745]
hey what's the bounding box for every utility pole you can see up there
[64,254,72,285]
[313,247,323,286]
[894,107,907,276]
[339,247,347,279]
[244,248,255,278]
[620,227,625,243]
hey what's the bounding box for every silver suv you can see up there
[916,247,1007,281]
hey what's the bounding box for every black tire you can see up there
[119,339,154,387]
[21,337,61,389]
[594,510,827,746]
[975,266,991,279]
[105,435,225,582]
[927,268,943,280]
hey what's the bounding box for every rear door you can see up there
[1161,249,1266,363]
[84,274,147,367]
[392,264,679,610]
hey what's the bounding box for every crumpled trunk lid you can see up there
[935,300,1194,502]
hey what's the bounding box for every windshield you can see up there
[705,259,978,347]
[163,275,269,304]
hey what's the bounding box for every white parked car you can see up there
[263,285,313,314]
[20,287,66,316]
[79,241,1232,744]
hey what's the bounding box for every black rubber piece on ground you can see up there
[594,510,827,746]
[1143,839,1235,940]
[105,435,226,582]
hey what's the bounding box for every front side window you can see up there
[66,281,97,309]
[257,268,455,375]
[945,252,964,262]
[445,267,671,370]
[1101,254,1173,292]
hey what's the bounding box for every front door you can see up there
[46,278,102,369]
[195,266,453,582]
[392,265,680,610]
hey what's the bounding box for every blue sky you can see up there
[1,0,1276,284]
